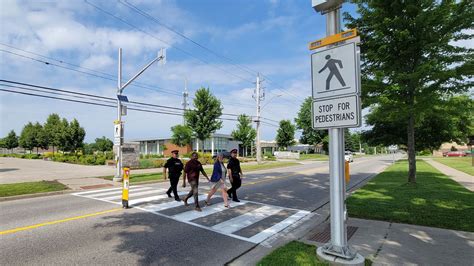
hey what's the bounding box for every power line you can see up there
[119,0,257,78]
[0,44,256,109]
[0,80,252,119]
[84,0,254,84]
[0,88,258,122]
[118,0,305,106]
[0,47,183,97]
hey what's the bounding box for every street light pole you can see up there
[113,48,166,182]
[114,48,123,181]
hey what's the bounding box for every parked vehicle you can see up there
[344,151,354,162]
[443,151,467,157]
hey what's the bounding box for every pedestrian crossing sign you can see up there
[311,37,360,100]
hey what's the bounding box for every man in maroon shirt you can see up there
[182,152,209,211]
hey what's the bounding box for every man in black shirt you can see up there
[163,150,184,201]
[227,149,243,202]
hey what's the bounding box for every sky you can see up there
[0,0,359,142]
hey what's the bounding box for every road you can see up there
[0,155,398,265]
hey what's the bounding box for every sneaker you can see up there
[195,206,202,212]
[166,192,172,198]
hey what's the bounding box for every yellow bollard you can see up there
[345,160,350,183]
[122,167,130,208]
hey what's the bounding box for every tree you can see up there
[231,115,256,156]
[94,137,113,153]
[171,125,193,147]
[362,95,473,152]
[295,97,327,150]
[19,122,37,152]
[184,87,223,152]
[33,122,48,154]
[345,1,473,183]
[4,130,19,152]
[43,113,63,154]
[276,120,296,150]
[344,129,357,151]
[68,119,85,153]
[59,118,71,152]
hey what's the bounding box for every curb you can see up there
[0,189,73,202]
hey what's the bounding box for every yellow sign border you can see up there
[309,29,358,50]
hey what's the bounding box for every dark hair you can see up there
[191,152,198,156]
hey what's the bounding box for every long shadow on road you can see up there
[94,209,255,265]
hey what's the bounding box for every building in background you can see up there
[130,133,240,156]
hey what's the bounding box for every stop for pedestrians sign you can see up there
[311,38,360,99]
[310,36,361,129]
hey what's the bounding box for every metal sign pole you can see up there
[318,5,359,262]
[311,1,363,263]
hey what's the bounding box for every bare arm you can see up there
[163,167,167,180]
[228,168,233,183]
[200,166,209,181]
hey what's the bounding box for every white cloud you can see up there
[80,54,114,70]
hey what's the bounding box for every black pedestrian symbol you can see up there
[318,55,346,91]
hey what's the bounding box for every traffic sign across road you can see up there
[311,38,360,99]
[312,94,361,129]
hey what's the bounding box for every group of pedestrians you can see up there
[163,149,243,212]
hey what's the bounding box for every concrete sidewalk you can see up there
[305,218,474,265]
[424,158,474,192]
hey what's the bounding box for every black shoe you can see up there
[166,192,172,198]
[175,197,181,202]
[233,198,240,202]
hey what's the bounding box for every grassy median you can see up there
[433,157,474,176]
[299,154,329,161]
[0,181,68,197]
[347,160,474,232]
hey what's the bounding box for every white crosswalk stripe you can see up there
[211,205,282,234]
[71,185,311,244]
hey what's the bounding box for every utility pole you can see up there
[253,73,264,164]
[182,79,189,125]
[113,48,166,181]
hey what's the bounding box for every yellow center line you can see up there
[0,208,123,235]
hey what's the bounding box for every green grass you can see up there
[103,172,166,183]
[433,157,474,176]
[0,181,68,197]
[241,161,300,172]
[258,241,372,266]
[258,241,326,266]
[299,154,329,161]
[347,160,474,232]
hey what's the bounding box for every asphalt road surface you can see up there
[0,155,399,265]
